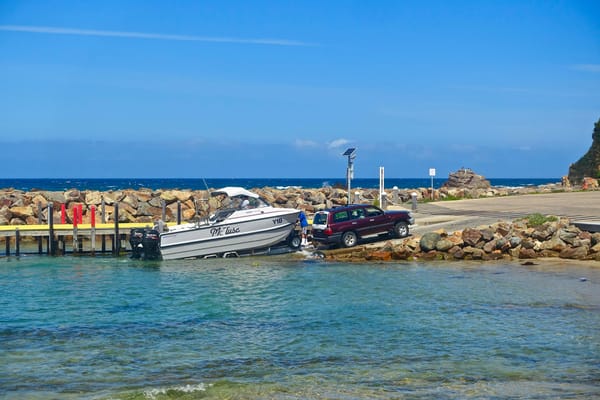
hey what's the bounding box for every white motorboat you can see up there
[158,187,301,260]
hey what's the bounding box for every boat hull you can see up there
[159,208,299,260]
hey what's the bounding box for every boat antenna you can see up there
[202,178,213,215]
[202,178,211,194]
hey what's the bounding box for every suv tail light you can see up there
[324,227,333,235]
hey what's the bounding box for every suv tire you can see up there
[394,221,409,238]
[342,231,358,248]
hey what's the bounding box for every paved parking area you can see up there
[409,191,600,234]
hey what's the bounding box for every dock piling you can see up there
[73,206,79,254]
[37,202,43,254]
[113,202,120,256]
[15,228,20,256]
[91,205,96,256]
[101,198,106,253]
[48,203,55,255]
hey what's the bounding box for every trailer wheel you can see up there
[288,233,302,249]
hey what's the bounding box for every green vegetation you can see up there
[441,194,465,201]
[568,117,600,184]
[524,213,558,227]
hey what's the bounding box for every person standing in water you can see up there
[298,211,309,246]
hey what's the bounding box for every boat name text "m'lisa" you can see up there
[210,226,241,237]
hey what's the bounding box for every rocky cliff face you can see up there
[568,118,600,185]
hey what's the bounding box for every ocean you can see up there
[0,178,561,192]
[1,256,599,399]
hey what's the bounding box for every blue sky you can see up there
[1,0,599,179]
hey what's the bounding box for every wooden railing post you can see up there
[37,202,43,254]
[113,202,120,256]
[48,203,55,255]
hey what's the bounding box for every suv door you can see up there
[360,206,390,235]
[347,207,371,237]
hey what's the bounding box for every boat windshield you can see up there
[254,197,270,208]
[218,195,271,211]
[235,196,270,209]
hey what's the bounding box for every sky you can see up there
[0,0,599,179]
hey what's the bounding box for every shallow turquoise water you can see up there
[1,256,599,399]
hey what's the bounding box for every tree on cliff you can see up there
[568,117,600,184]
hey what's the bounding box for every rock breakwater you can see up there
[0,183,572,226]
[320,217,600,262]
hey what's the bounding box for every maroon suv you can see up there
[311,204,415,248]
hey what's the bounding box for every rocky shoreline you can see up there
[318,216,600,262]
[1,180,599,262]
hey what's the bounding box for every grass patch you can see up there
[441,194,465,201]
[524,213,558,227]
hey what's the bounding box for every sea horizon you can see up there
[0,177,562,192]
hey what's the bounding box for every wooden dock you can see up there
[0,222,159,257]
[0,201,180,257]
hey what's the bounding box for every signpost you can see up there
[379,166,385,207]
[429,168,436,200]
[343,148,357,205]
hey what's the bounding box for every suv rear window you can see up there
[312,212,329,225]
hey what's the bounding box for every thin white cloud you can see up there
[570,64,600,73]
[516,145,531,151]
[294,139,318,148]
[0,25,314,47]
[448,84,529,94]
[328,138,350,149]
[449,144,478,152]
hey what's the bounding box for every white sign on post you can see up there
[429,168,435,200]
[379,167,385,207]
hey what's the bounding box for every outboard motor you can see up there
[129,228,161,260]
[129,228,145,259]
[141,229,161,260]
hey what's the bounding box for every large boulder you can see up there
[65,189,83,203]
[442,168,491,189]
[9,206,34,219]
[420,232,441,252]
[462,228,482,246]
[160,190,191,204]
[559,246,589,260]
[0,206,10,224]
[85,191,104,205]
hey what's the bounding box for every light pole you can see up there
[343,148,356,205]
